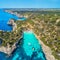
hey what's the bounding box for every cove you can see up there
[8,31,46,60]
[0,9,26,31]
[0,31,46,60]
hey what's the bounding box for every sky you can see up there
[0,0,60,8]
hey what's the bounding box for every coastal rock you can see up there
[7,19,17,31]
[0,43,16,55]
[12,23,17,31]
[7,19,14,26]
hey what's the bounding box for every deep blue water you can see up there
[0,52,7,60]
[0,31,46,60]
[0,9,26,31]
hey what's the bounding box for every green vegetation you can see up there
[0,10,60,60]
[26,12,60,60]
[24,12,60,60]
[0,19,28,47]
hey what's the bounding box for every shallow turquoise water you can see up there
[0,9,46,60]
[0,31,46,60]
[9,31,46,60]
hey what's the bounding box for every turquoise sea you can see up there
[0,9,46,60]
[0,31,46,60]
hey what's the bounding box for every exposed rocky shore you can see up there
[5,10,28,18]
[0,21,56,60]
[0,43,16,55]
[34,33,56,60]
[0,30,56,60]
[27,23,56,60]
[7,19,17,31]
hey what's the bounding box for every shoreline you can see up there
[0,22,56,60]
[0,36,22,55]
[0,44,16,55]
[34,33,56,60]
[0,30,56,60]
[27,23,56,60]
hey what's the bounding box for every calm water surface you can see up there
[0,9,46,60]
[0,9,26,31]
[8,31,46,60]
